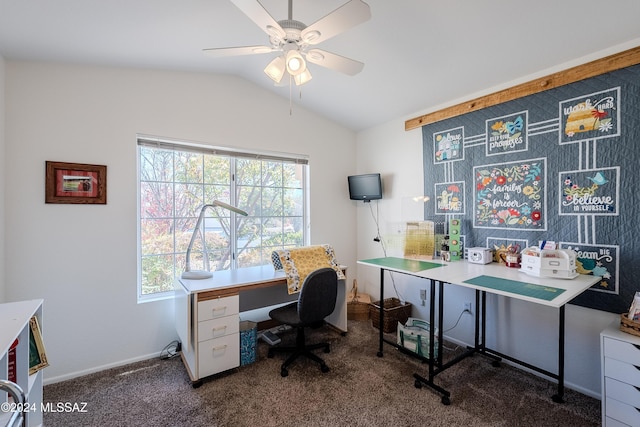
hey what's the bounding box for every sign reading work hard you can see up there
[421,62,640,314]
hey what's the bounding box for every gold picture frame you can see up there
[29,316,49,375]
[45,161,107,204]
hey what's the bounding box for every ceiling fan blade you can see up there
[202,45,275,57]
[230,0,286,40]
[301,0,371,45]
[305,49,364,76]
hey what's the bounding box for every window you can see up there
[137,137,309,300]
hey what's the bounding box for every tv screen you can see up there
[348,173,382,202]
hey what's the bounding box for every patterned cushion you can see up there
[271,251,283,270]
[276,244,345,294]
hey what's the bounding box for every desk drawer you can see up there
[606,396,640,426]
[606,377,640,408]
[604,336,640,366]
[198,295,239,322]
[605,357,640,387]
[198,333,239,378]
[198,315,240,342]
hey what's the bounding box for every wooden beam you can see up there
[405,46,640,131]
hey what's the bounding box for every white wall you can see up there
[4,61,357,383]
[0,54,5,303]
[351,43,640,397]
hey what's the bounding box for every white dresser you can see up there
[601,320,640,426]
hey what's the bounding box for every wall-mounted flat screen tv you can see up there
[348,173,382,202]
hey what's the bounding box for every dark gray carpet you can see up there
[43,320,600,426]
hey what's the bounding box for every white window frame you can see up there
[136,136,310,302]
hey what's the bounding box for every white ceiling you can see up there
[1,0,640,132]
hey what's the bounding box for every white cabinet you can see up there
[1,299,45,427]
[174,277,240,386]
[601,321,640,426]
[195,295,239,378]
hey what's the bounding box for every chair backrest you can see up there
[297,268,338,324]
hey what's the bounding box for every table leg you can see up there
[552,305,566,403]
[377,268,384,357]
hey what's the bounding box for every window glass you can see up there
[137,140,308,300]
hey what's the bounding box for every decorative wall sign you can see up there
[45,161,107,204]
[560,243,619,295]
[559,167,619,216]
[474,158,546,230]
[433,127,464,163]
[486,111,528,156]
[435,181,465,214]
[559,87,620,144]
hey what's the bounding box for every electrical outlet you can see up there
[463,302,472,314]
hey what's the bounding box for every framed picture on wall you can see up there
[45,161,107,204]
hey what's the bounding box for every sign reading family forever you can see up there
[474,158,546,230]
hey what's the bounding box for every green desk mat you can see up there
[360,257,444,272]
[463,275,565,301]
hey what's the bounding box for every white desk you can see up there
[358,257,600,405]
[175,265,347,386]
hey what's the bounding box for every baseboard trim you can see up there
[43,352,161,385]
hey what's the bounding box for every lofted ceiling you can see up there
[1,0,640,132]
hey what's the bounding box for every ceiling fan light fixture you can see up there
[264,55,286,83]
[285,50,306,76]
[294,68,312,86]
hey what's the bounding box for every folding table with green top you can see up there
[357,256,600,405]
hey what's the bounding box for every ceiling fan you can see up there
[204,0,371,86]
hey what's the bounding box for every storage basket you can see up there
[619,313,640,337]
[370,298,412,333]
[347,279,371,321]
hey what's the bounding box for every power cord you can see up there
[440,308,472,352]
[160,340,181,360]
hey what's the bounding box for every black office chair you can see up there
[267,268,338,377]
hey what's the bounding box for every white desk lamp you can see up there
[182,201,248,280]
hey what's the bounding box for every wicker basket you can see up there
[620,313,640,337]
[370,298,412,333]
[347,280,371,321]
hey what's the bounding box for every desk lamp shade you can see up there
[182,201,248,280]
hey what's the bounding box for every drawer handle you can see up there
[212,326,228,334]
[212,345,228,353]
[212,306,227,314]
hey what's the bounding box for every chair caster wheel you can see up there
[267,350,274,358]
[320,364,330,373]
[491,360,501,368]
[324,345,330,354]
[191,380,202,389]
[441,396,451,405]
[414,380,422,389]
[280,368,288,377]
